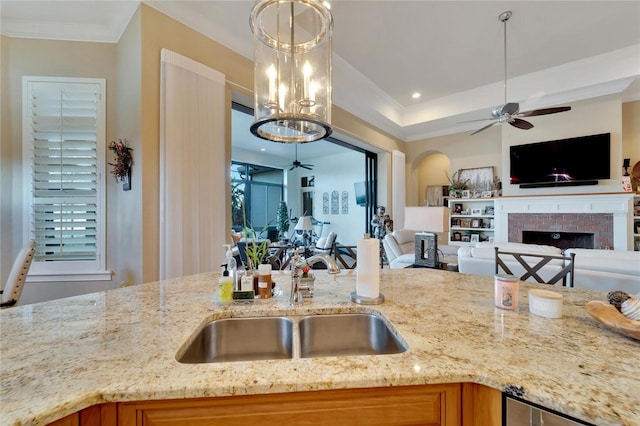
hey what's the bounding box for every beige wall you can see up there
[113,6,143,287]
[6,5,632,301]
[1,36,12,285]
[622,100,640,190]
[1,5,405,303]
[405,126,501,206]
[500,94,623,196]
[138,5,257,283]
[405,96,639,202]
[136,5,404,282]
[1,37,120,304]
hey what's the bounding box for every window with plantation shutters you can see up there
[22,77,109,281]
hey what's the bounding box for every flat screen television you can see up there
[510,133,610,188]
[354,181,367,206]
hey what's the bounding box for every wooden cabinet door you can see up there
[47,413,78,426]
[118,384,461,426]
[462,383,502,426]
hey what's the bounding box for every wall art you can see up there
[331,190,339,214]
[341,191,348,214]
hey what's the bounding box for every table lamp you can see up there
[404,206,450,268]
[295,216,314,255]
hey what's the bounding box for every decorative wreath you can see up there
[107,139,133,182]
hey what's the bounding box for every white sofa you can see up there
[382,229,458,269]
[457,242,640,293]
[564,248,640,294]
[457,242,566,283]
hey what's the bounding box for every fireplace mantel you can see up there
[494,193,635,250]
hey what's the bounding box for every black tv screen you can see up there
[510,133,610,187]
[354,181,366,206]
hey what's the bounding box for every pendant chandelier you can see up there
[250,0,333,143]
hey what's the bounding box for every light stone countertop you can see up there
[1,269,638,426]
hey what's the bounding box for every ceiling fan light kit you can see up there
[250,0,333,143]
[468,11,571,135]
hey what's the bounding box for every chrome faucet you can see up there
[290,249,341,306]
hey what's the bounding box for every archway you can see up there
[408,151,450,207]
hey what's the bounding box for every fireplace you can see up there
[509,213,612,249]
[523,230,594,250]
[494,194,635,250]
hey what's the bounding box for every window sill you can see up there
[26,270,113,283]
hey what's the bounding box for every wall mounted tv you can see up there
[354,181,367,206]
[510,133,610,188]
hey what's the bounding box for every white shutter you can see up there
[23,77,108,280]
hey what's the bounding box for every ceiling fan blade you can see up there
[458,117,493,124]
[518,106,571,117]
[289,166,295,171]
[509,118,534,130]
[301,165,313,170]
[500,102,519,115]
[470,121,498,135]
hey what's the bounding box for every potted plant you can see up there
[446,170,469,198]
[108,139,133,190]
[276,201,290,243]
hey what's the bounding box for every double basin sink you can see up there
[177,313,408,363]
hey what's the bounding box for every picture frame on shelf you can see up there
[470,234,479,243]
[453,232,462,241]
[481,190,492,198]
[453,203,463,214]
[471,218,482,228]
[471,208,482,216]
[460,219,471,228]
[484,206,494,215]
[462,190,471,198]
[462,235,471,242]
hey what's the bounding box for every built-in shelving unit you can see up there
[633,194,640,251]
[448,198,495,246]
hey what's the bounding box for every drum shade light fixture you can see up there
[250,0,333,143]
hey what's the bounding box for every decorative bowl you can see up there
[585,300,640,341]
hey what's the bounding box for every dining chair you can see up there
[494,247,575,287]
[1,241,36,308]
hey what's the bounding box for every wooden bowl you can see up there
[585,301,640,340]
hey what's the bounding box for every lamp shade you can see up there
[250,0,333,142]
[404,207,450,233]
[295,216,313,231]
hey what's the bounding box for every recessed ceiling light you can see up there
[260,148,266,152]
[412,92,421,99]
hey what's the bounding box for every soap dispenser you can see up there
[223,244,237,290]
[218,264,233,302]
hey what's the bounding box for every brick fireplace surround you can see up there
[493,193,635,251]
[508,213,613,249]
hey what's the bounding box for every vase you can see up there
[122,167,131,191]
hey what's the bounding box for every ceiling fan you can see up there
[289,144,314,171]
[466,11,571,136]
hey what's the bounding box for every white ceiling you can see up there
[2,0,640,143]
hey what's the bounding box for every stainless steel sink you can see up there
[177,316,293,363]
[177,313,407,363]
[298,313,407,358]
